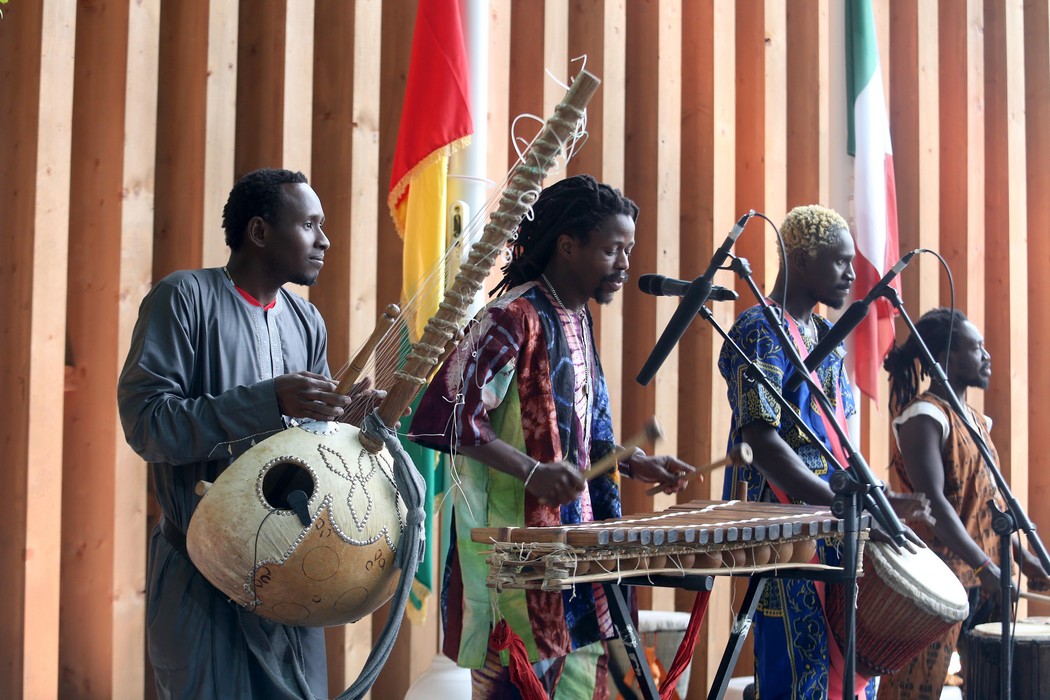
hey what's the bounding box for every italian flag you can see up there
[847,0,900,402]
[388,0,472,624]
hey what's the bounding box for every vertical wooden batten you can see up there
[234,0,315,177]
[0,1,76,697]
[733,0,787,297]
[680,1,737,692]
[1024,0,1050,617]
[310,0,382,691]
[567,0,627,440]
[890,0,941,322]
[621,0,683,612]
[982,0,1029,533]
[61,0,158,697]
[154,0,238,276]
[785,1,829,209]
[938,0,986,352]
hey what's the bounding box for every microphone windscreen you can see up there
[638,274,662,295]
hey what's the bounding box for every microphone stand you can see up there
[880,285,1050,700]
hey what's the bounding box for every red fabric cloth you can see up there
[659,590,711,700]
[490,620,549,700]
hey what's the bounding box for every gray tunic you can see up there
[118,268,329,700]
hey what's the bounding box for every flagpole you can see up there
[447,0,490,321]
[413,0,488,689]
[442,0,489,598]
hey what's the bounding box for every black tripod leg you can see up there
[707,576,766,700]
[603,582,661,700]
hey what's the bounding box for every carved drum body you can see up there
[186,421,406,627]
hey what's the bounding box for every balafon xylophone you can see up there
[472,499,865,591]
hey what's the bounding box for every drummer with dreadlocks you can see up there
[877,308,1050,700]
[409,174,696,699]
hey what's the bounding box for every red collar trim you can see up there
[235,286,277,311]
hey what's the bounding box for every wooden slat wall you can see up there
[61,1,157,698]
[5,1,1050,696]
[678,3,738,691]
[621,0,683,615]
[1025,0,1050,620]
[0,2,76,698]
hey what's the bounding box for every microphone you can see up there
[637,211,754,385]
[638,274,739,302]
[785,249,919,392]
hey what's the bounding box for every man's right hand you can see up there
[525,461,585,506]
[275,371,351,421]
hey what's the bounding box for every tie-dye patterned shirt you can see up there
[409,281,621,668]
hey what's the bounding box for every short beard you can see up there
[291,272,319,287]
[594,272,627,305]
[970,374,991,390]
[825,296,847,310]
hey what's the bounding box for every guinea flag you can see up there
[388,0,473,343]
[388,0,472,624]
[846,0,900,402]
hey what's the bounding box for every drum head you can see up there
[866,541,969,622]
[971,621,1050,641]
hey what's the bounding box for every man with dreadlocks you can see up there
[877,308,1049,699]
[409,174,694,698]
[719,204,880,699]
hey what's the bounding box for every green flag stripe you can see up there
[847,0,880,155]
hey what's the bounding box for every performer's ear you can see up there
[788,247,808,273]
[556,232,575,260]
[246,216,267,249]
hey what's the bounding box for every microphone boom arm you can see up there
[637,211,753,386]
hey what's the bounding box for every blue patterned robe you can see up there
[719,305,874,699]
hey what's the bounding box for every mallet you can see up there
[644,442,753,496]
[583,417,663,480]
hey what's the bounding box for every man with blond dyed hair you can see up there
[718,205,877,699]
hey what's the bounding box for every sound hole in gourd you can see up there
[261,461,316,511]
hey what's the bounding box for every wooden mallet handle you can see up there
[644,442,753,496]
[1021,590,1050,605]
[583,417,663,480]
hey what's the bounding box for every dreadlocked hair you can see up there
[883,307,967,416]
[492,174,639,297]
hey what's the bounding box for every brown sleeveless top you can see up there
[888,392,1003,587]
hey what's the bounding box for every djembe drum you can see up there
[825,541,970,677]
[966,621,1050,699]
